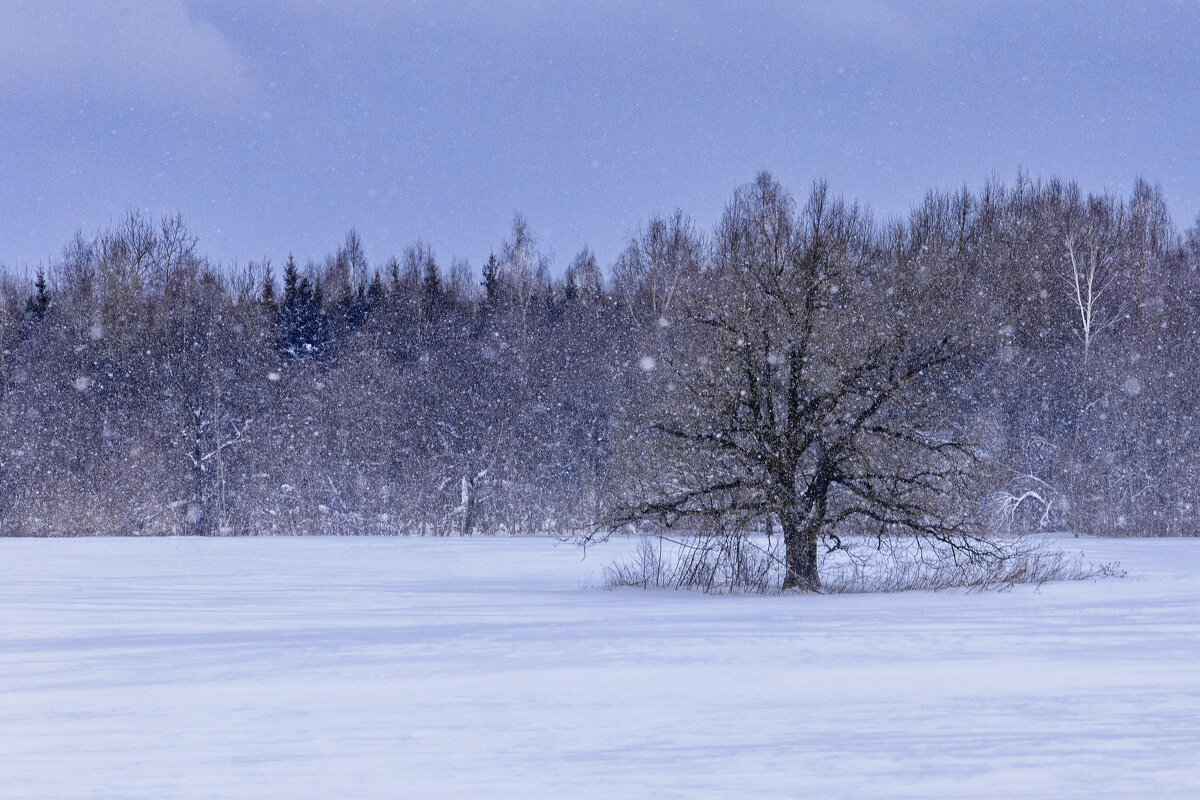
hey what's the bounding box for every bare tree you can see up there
[1064,220,1118,373]
[605,174,993,591]
[499,213,551,308]
[611,209,703,321]
[564,247,604,304]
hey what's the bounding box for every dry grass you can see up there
[603,532,1125,594]
[602,532,777,594]
[819,537,1125,594]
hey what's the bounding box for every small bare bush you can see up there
[603,531,1124,594]
[818,536,1124,594]
[603,531,779,594]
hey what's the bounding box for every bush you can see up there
[603,532,1124,594]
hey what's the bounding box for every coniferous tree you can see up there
[367,271,386,308]
[482,252,500,304]
[277,255,328,358]
[25,269,50,320]
[260,262,276,306]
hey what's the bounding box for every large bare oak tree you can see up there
[608,174,992,591]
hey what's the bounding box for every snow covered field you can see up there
[1,536,1197,799]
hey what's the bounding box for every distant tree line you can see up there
[1,172,1198,539]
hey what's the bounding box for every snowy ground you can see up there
[1,535,1197,799]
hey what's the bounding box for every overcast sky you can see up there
[2,1,1197,274]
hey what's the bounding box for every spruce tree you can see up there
[25,270,50,320]
[260,263,276,306]
[482,252,500,304]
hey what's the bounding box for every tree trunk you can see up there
[781,509,820,591]
[187,425,215,537]
[187,462,209,536]
[460,475,477,537]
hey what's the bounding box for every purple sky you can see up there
[2,1,1197,275]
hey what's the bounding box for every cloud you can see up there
[0,1,253,112]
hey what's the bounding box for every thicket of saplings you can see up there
[0,173,1195,589]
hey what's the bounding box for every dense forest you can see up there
[1,172,1198,540]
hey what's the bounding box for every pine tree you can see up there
[423,258,442,305]
[282,255,301,306]
[25,269,50,320]
[260,263,276,306]
[482,252,500,304]
[276,256,328,358]
[563,266,580,304]
[367,270,386,308]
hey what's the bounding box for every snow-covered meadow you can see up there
[1,535,1197,798]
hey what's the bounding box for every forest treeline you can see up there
[1,173,1198,538]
